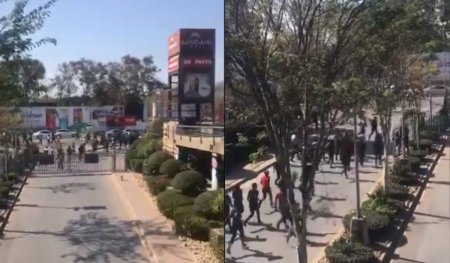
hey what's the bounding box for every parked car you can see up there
[122,129,133,136]
[424,85,450,96]
[105,129,121,139]
[32,130,51,139]
[55,129,76,138]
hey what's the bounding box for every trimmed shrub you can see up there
[0,180,14,189]
[129,158,145,173]
[390,159,410,178]
[325,238,378,263]
[419,139,433,151]
[177,215,210,241]
[157,190,195,219]
[0,186,10,198]
[137,139,162,159]
[144,151,173,176]
[171,170,207,196]
[364,210,391,231]
[6,173,19,183]
[125,148,138,168]
[160,159,184,178]
[409,149,427,161]
[146,175,171,196]
[342,211,356,231]
[406,156,421,173]
[211,189,224,220]
[194,191,222,220]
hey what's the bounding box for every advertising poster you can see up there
[183,73,212,99]
[58,108,69,129]
[45,108,57,130]
[73,108,83,123]
[200,103,213,122]
[19,107,46,128]
[181,104,196,118]
[91,106,124,120]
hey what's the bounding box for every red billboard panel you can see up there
[168,31,180,57]
[168,55,179,73]
[182,56,213,69]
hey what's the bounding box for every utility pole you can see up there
[353,111,361,218]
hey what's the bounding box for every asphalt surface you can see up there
[225,98,445,263]
[0,171,150,263]
[391,146,450,263]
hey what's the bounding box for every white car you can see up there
[423,85,450,97]
[32,130,51,139]
[55,129,75,138]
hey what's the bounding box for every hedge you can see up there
[175,215,210,241]
[409,149,427,161]
[0,186,10,198]
[194,191,223,220]
[211,189,224,220]
[157,190,195,219]
[405,156,421,173]
[171,170,206,196]
[419,139,433,151]
[146,175,171,196]
[325,238,378,263]
[160,159,185,178]
[130,158,145,173]
[144,151,173,176]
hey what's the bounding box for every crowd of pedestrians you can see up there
[226,115,413,253]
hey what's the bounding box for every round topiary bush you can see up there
[176,215,210,241]
[144,151,173,176]
[409,149,427,161]
[211,189,224,220]
[156,190,195,219]
[419,139,433,151]
[160,159,185,178]
[146,175,171,196]
[194,190,223,220]
[171,170,207,196]
[325,238,378,263]
[129,158,144,173]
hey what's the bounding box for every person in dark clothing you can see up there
[374,132,384,167]
[340,133,352,178]
[225,194,232,230]
[274,188,292,229]
[358,120,367,136]
[369,117,378,139]
[403,127,410,155]
[226,207,247,254]
[334,131,342,161]
[312,111,319,129]
[232,185,244,213]
[327,138,335,167]
[356,136,366,166]
[244,183,261,225]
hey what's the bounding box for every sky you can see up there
[8,0,224,83]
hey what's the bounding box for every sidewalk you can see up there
[390,146,450,263]
[110,172,194,263]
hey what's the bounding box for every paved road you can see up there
[0,172,151,263]
[225,98,445,263]
[391,146,450,263]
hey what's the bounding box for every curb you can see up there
[110,172,159,263]
[0,164,34,235]
[225,158,276,192]
[380,137,446,263]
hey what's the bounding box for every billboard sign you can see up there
[168,31,181,57]
[183,73,212,100]
[168,55,179,73]
[182,56,213,69]
[19,107,46,128]
[180,29,215,54]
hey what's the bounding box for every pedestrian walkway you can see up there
[111,172,194,263]
[391,146,450,263]
[225,155,385,263]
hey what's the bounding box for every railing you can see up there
[175,125,224,138]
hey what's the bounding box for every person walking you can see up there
[259,170,273,207]
[394,131,401,156]
[374,132,384,167]
[369,116,378,139]
[327,137,335,167]
[225,193,232,231]
[232,185,244,214]
[334,131,342,161]
[340,133,352,178]
[244,183,261,225]
[274,188,292,229]
[356,135,366,166]
[226,207,247,254]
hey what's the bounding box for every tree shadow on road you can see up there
[314,180,339,185]
[315,195,347,202]
[27,182,96,194]
[226,247,284,262]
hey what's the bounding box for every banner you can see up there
[45,108,57,130]
[168,31,181,57]
[73,108,83,124]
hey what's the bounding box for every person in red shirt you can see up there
[258,170,273,207]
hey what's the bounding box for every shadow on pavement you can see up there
[316,195,347,202]
[27,182,96,194]
[4,212,149,263]
[15,203,107,211]
[390,254,428,263]
[227,247,284,262]
[31,173,111,179]
[314,180,339,185]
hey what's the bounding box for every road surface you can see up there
[0,171,151,263]
[391,145,450,263]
